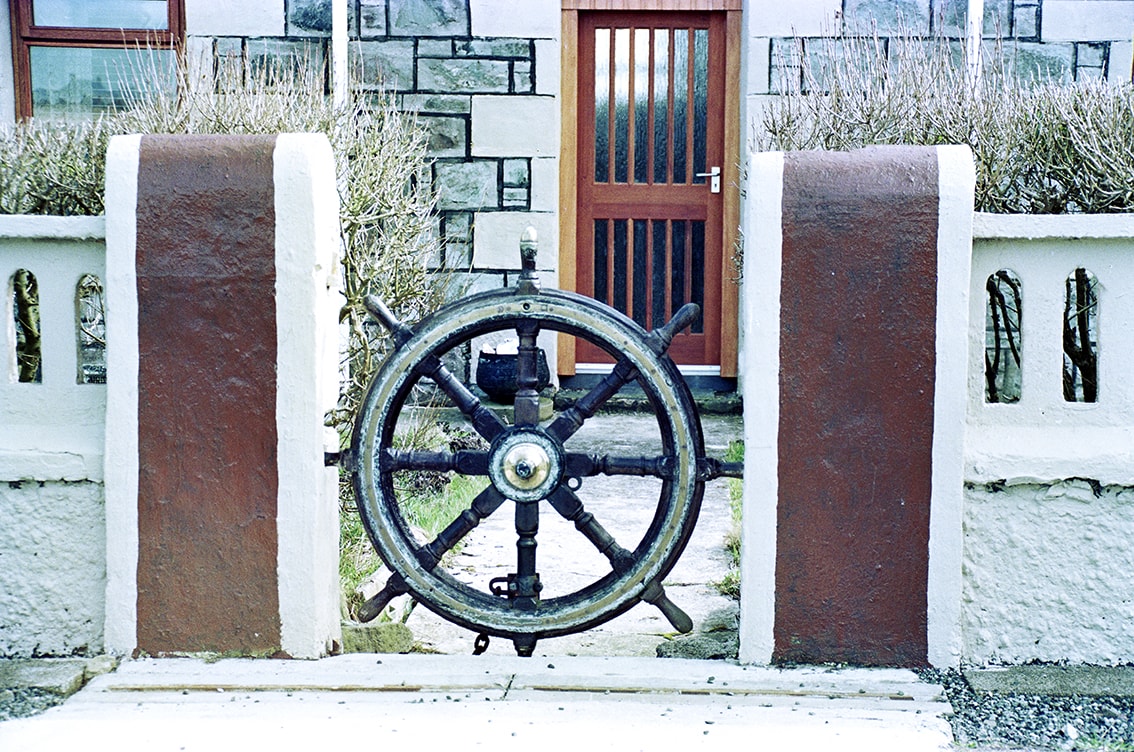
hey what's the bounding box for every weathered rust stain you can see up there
[135,135,281,654]
[775,146,938,667]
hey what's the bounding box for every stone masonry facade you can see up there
[748,0,1134,128]
[185,0,559,300]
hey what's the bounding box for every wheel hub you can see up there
[489,430,563,502]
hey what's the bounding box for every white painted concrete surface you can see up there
[273,134,343,659]
[738,151,782,665]
[927,144,975,669]
[0,656,954,752]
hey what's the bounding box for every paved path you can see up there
[0,655,954,752]
[395,411,744,657]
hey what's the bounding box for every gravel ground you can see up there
[0,688,67,722]
[923,668,1134,751]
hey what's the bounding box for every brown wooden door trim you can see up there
[558,6,740,377]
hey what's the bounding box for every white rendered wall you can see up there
[963,480,1134,665]
[0,216,108,657]
[963,213,1134,665]
[966,214,1134,486]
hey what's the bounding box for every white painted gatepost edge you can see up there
[273,134,343,660]
[104,134,141,656]
[927,144,976,668]
[737,150,782,665]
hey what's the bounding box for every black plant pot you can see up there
[475,349,551,403]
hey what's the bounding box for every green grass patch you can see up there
[712,440,744,599]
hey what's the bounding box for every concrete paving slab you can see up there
[966,665,1134,697]
[0,655,953,752]
[0,659,88,695]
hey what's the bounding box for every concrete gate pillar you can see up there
[103,134,342,659]
[739,145,975,667]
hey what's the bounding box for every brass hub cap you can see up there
[489,430,563,502]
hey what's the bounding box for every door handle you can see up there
[695,166,721,194]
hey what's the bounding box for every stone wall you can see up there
[185,0,559,307]
[746,0,1134,140]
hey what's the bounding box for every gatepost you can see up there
[739,145,974,667]
[103,134,342,658]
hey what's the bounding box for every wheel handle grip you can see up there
[356,573,409,623]
[650,303,701,355]
[641,578,693,634]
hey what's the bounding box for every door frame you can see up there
[559,0,742,378]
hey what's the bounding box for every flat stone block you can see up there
[502,187,528,207]
[358,0,386,38]
[288,0,331,36]
[419,58,511,93]
[1002,41,1074,82]
[341,621,414,654]
[246,39,326,80]
[1077,42,1107,69]
[389,0,469,37]
[1043,1,1134,42]
[420,115,468,158]
[529,157,558,213]
[417,39,454,57]
[472,211,557,269]
[747,0,841,37]
[844,0,931,35]
[434,160,499,210]
[444,212,473,242]
[470,0,558,39]
[502,159,529,187]
[534,39,559,96]
[1012,3,1039,39]
[0,659,87,695]
[186,0,284,37]
[966,666,1134,697]
[456,39,532,59]
[400,94,471,114]
[350,40,415,91]
[471,96,558,157]
[1109,41,1133,83]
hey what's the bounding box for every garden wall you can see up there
[963,212,1134,665]
[0,215,107,657]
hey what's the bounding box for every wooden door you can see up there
[575,11,726,367]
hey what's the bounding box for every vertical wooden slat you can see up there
[557,10,580,375]
[719,9,742,376]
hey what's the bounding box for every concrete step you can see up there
[0,655,954,752]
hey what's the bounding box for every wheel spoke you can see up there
[416,354,506,442]
[563,452,673,479]
[511,501,541,610]
[546,486,635,575]
[513,320,542,427]
[417,485,507,571]
[382,449,489,476]
[546,357,638,443]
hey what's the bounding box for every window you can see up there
[9,0,183,120]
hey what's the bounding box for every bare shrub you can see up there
[1,55,445,438]
[756,34,1134,214]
